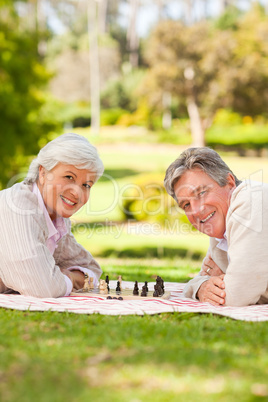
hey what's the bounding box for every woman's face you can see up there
[37,163,96,220]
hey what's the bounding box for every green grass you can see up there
[1,304,268,402]
[1,259,268,401]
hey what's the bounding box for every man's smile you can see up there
[200,211,215,223]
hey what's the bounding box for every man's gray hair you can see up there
[25,133,104,184]
[164,147,241,201]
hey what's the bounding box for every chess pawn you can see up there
[133,281,139,296]
[82,273,90,292]
[141,285,147,297]
[89,277,94,290]
[116,281,121,294]
[153,284,159,297]
[144,281,149,292]
[118,275,122,287]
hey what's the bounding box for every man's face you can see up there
[38,163,96,221]
[174,168,236,239]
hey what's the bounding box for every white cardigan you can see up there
[0,182,102,298]
[183,180,268,306]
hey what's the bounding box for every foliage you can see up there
[101,69,146,111]
[101,80,132,110]
[143,5,268,140]
[206,123,268,153]
[120,173,194,230]
[100,108,126,126]
[0,0,58,187]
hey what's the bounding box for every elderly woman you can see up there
[0,133,104,298]
[164,147,268,307]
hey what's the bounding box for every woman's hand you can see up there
[61,268,85,291]
[200,255,224,277]
[197,275,226,306]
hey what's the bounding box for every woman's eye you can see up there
[65,175,74,180]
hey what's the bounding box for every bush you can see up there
[100,108,126,126]
[206,124,268,152]
[120,173,195,231]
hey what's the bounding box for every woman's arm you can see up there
[53,219,102,285]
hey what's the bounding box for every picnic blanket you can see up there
[0,281,268,322]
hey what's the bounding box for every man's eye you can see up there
[199,190,206,197]
[84,184,91,189]
[183,203,190,210]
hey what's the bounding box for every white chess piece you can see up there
[99,279,108,294]
[89,277,94,290]
[82,273,90,292]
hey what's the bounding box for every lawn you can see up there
[1,134,268,401]
[0,258,268,402]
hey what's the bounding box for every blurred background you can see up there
[1,0,268,276]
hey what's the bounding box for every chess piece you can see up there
[99,279,108,294]
[158,276,165,294]
[133,281,139,296]
[118,275,122,287]
[141,285,147,297]
[82,273,90,292]
[153,284,159,297]
[144,281,149,292]
[89,277,94,290]
[116,281,121,294]
[156,277,164,295]
[105,275,110,292]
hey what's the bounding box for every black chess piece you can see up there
[153,284,159,297]
[158,276,165,293]
[133,281,139,296]
[141,285,147,297]
[105,275,110,292]
[156,277,164,296]
[144,281,149,292]
[116,281,121,293]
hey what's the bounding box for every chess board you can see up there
[71,287,171,300]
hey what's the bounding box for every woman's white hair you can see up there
[25,133,104,184]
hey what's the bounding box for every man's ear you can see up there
[227,173,236,189]
[38,166,46,185]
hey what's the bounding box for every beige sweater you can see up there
[183,180,268,306]
[0,182,102,298]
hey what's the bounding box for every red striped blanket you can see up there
[0,281,267,321]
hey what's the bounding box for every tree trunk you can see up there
[127,0,139,68]
[156,0,165,21]
[219,0,232,14]
[186,96,205,147]
[98,0,108,33]
[88,0,100,134]
[184,0,193,25]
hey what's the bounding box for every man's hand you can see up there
[200,255,224,277]
[197,275,226,306]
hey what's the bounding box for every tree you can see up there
[127,0,140,68]
[143,4,268,146]
[0,0,57,187]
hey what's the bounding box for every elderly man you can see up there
[164,147,268,307]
